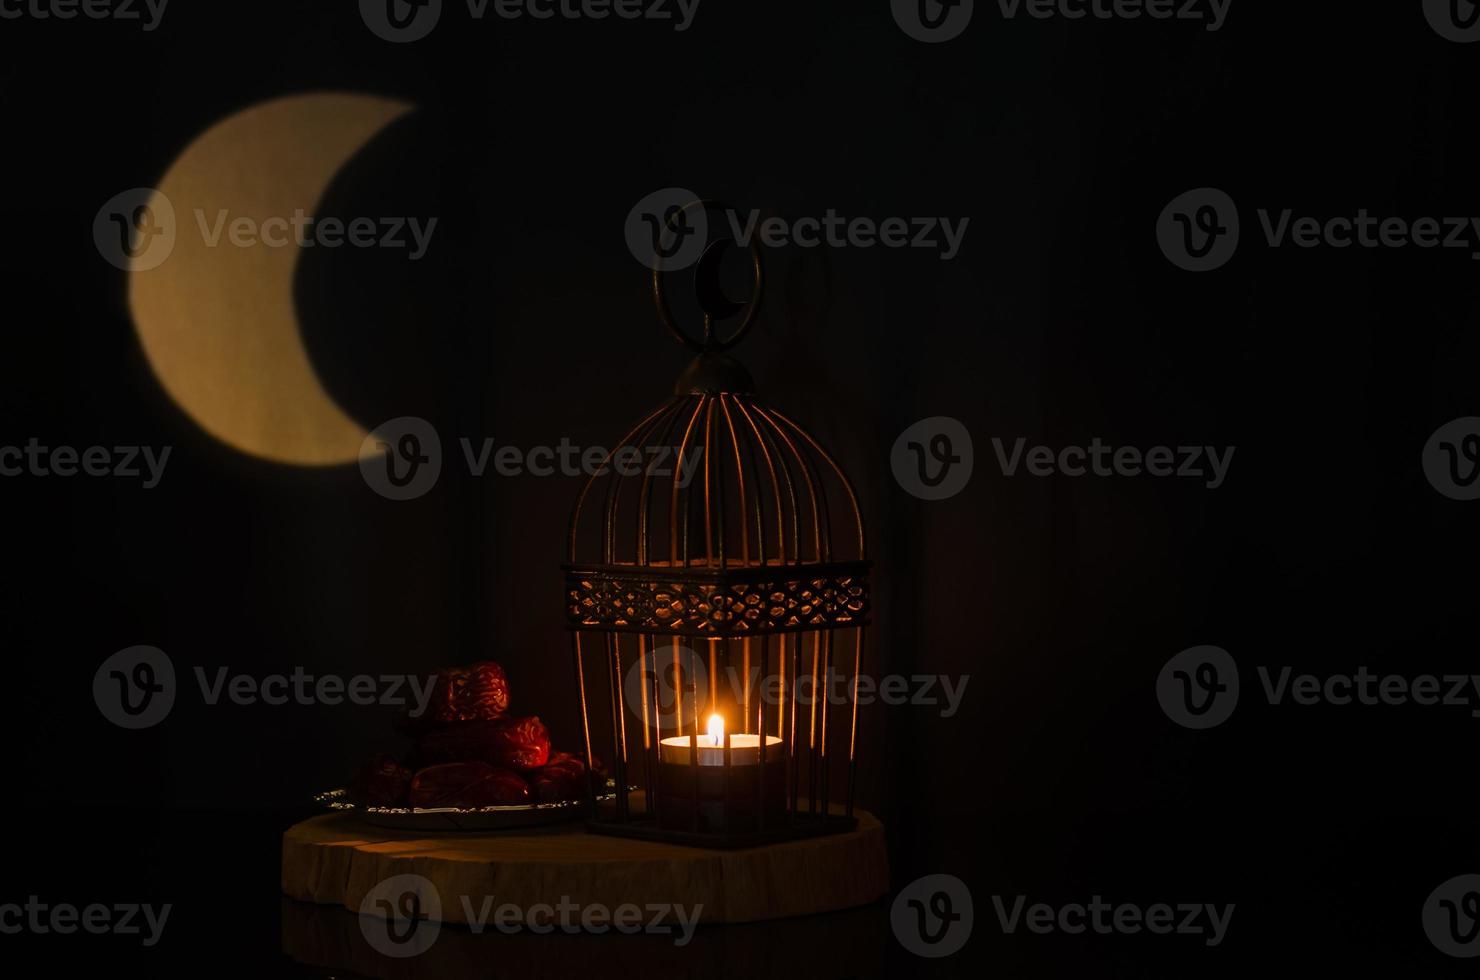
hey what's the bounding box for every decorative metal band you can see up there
[563,561,871,636]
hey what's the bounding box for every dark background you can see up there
[2,1,1478,975]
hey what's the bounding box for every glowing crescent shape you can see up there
[129,93,413,466]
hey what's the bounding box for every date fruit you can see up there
[528,751,589,804]
[363,754,413,807]
[408,762,530,808]
[428,661,511,726]
[414,715,551,771]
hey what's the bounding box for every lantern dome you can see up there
[564,371,870,637]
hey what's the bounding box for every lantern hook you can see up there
[651,199,765,354]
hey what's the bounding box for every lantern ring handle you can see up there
[651,199,765,354]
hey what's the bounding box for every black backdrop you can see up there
[3,1,1479,975]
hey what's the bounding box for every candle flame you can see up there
[706,713,724,742]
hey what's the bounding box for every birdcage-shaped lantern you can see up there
[564,205,872,847]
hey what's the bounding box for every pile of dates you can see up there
[356,661,598,808]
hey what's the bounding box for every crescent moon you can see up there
[128,93,413,466]
[692,238,747,322]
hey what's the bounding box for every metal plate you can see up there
[313,785,606,832]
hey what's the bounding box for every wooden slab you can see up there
[280,895,892,979]
[282,808,888,925]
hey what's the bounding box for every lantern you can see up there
[564,206,872,847]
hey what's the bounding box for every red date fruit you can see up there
[408,762,530,808]
[529,751,589,804]
[428,661,511,726]
[363,754,413,807]
[414,716,551,772]
[395,661,513,736]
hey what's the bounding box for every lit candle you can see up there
[654,712,787,834]
[658,713,783,766]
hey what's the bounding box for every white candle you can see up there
[658,714,783,766]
